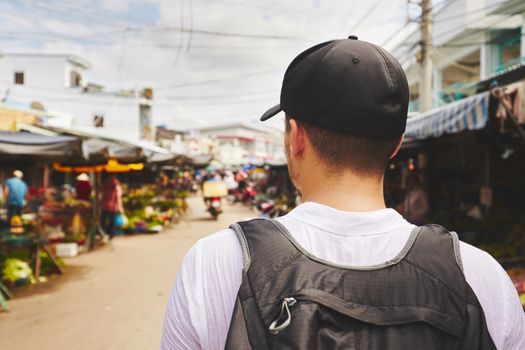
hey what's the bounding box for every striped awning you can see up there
[405,92,490,140]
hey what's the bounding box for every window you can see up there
[70,71,82,87]
[491,28,521,73]
[140,104,152,140]
[93,115,104,128]
[14,72,24,85]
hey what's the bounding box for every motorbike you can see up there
[256,198,276,218]
[205,196,223,220]
[227,182,258,207]
[243,183,258,206]
[255,198,289,218]
[227,188,241,205]
[202,180,227,220]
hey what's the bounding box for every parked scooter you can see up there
[242,182,258,207]
[227,182,258,207]
[256,198,276,218]
[255,194,291,218]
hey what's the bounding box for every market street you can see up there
[0,196,256,350]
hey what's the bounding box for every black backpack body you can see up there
[225,219,496,350]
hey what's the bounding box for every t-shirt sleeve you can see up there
[460,242,525,349]
[502,269,525,349]
[160,244,202,350]
[160,229,244,350]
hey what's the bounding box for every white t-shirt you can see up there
[160,202,525,350]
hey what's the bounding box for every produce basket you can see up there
[203,181,228,198]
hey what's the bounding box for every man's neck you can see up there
[299,170,386,213]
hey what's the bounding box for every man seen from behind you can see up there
[161,37,525,349]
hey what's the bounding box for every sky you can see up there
[0,0,418,130]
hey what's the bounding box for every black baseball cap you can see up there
[260,36,409,138]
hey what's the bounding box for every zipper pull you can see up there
[268,297,296,335]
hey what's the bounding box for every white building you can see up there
[157,122,285,166]
[0,53,152,140]
[392,0,525,112]
[196,122,285,166]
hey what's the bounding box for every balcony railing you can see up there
[495,56,525,74]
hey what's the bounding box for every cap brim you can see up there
[260,104,282,121]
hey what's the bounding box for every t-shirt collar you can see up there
[284,201,411,235]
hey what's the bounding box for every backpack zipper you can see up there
[268,297,297,335]
[268,289,464,339]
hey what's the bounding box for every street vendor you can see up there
[100,174,124,240]
[4,170,28,224]
[75,173,92,201]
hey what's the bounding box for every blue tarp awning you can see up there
[405,92,490,140]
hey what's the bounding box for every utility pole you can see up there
[420,0,433,112]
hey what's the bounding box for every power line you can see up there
[187,0,194,53]
[164,89,276,100]
[155,68,282,90]
[347,0,383,35]
[439,31,524,48]
[197,0,371,19]
[156,95,276,106]
[393,4,523,70]
[397,3,523,48]
[172,0,185,68]
[0,26,309,43]
[14,0,129,30]
[380,0,458,48]
[141,26,309,41]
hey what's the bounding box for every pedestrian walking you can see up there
[160,37,525,349]
[100,174,123,240]
[4,170,28,224]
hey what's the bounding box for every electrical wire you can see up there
[398,3,523,48]
[439,32,524,48]
[346,0,383,36]
[164,88,276,100]
[186,0,194,53]
[173,0,185,68]
[380,0,458,48]
[155,68,282,90]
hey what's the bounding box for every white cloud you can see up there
[0,0,408,129]
[99,0,130,12]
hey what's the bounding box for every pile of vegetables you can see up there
[122,185,188,233]
[0,248,66,289]
[2,258,36,285]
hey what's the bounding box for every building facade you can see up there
[157,123,285,166]
[392,0,525,112]
[0,53,152,140]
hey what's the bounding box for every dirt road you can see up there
[0,197,256,350]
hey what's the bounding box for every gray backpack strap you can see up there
[449,230,464,271]
[230,222,252,275]
[230,219,303,290]
[405,224,466,284]
[227,219,298,350]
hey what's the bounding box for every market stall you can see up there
[0,131,82,161]
[0,131,82,310]
[386,80,525,308]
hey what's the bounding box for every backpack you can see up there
[225,219,496,350]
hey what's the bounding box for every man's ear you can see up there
[390,135,404,159]
[289,119,306,157]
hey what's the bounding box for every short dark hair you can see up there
[286,116,401,176]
